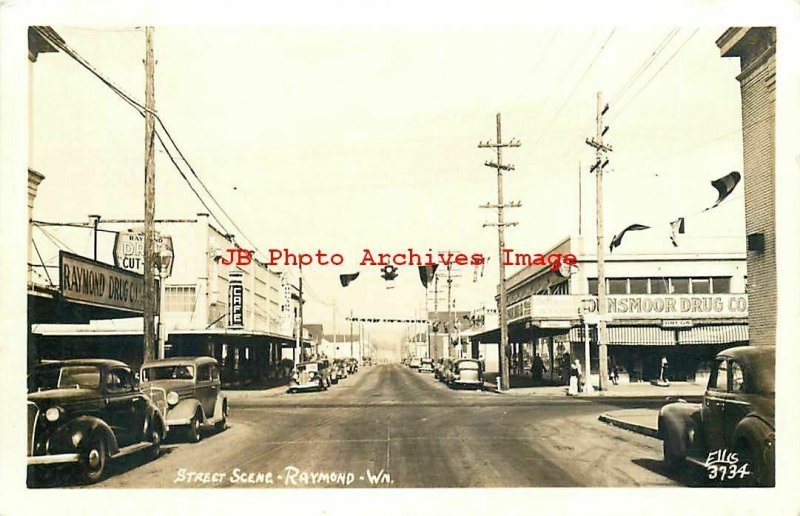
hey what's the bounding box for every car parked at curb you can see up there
[449,359,484,389]
[140,356,228,443]
[658,346,775,487]
[409,357,422,369]
[289,360,332,393]
[27,359,166,484]
[418,358,434,373]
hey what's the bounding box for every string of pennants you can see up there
[609,171,741,253]
[346,317,428,324]
[340,259,491,289]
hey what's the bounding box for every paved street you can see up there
[80,364,699,488]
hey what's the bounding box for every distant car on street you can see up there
[289,360,332,393]
[658,346,775,487]
[449,359,484,389]
[333,359,349,380]
[409,357,422,369]
[140,356,228,443]
[434,358,452,381]
[27,359,166,484]
[419,358,434,373]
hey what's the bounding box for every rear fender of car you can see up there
[658,402,702,459]
[213,393,229,419]
[731,416,775,485]
[49,415,120,456]
[169,398,204,423]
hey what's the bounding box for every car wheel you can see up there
[735,441,771,487]
[145,423,162,461]
[662,440,684,472]
[215,403,228,432]
[186,411,202,443]
[78,435,107,484]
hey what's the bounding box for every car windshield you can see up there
[29,365,101,391]
[142,365,195,381]
[297,363,319,372]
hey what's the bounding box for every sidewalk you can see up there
[598,408,661,439]
[225,383,288,402]
[484,373,706,399]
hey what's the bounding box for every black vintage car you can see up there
[27,359,167,484]
[658,346,775,486]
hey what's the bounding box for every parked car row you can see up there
[420,357,485,390]
[287,358,360,393]
[27,356,229,485]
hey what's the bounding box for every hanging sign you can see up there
[59,251,147,313]
[228,271,244,329]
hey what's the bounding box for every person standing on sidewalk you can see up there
[532,353,545,385]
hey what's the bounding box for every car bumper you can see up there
[452,380,482,386]
[28,453,80,466]
[289,382,322,390]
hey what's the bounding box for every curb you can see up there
[598,413,660,439]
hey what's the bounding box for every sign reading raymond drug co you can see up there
[59,251,146,312]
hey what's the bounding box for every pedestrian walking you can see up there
[660,356,669,383]
[609,356,620,385]
[532,353,545,384]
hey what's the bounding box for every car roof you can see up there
[34,358,128,369]
[141,356,218,367]
[717,345,774,363]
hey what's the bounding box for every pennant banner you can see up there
[346,316,428,324]
[705,171,741,211]
[609,224,650,253]
[339,272,360,287]
[418,264,439,288]
[669,217,686,247]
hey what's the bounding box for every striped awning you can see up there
[677,325,748,345]
[570,325,676,346]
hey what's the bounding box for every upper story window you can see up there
[629,278,648,294]
[690,278,711,294]
[608,279,627,295]
[586,276,735,295]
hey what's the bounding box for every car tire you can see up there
[662,440,684,472]
[186,411,202,443]
[145,423,162,461]
[735,440,771,487]
[78,435,107,484]
[215,403,228,432]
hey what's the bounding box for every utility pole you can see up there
[585,92,613,391]
[479,113,521,392]
[143,27,157,363]
[350,309,354,359]
[332,303,337,360]
[298,264,304,361]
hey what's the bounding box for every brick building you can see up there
[717,27,777,347]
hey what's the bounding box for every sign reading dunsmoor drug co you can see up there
[228,271,244,329]
[59,251,146,312]
[583,294,748,319]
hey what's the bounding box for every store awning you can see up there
[569,326,676,346]
[677,325,748,345]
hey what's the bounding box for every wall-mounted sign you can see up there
[59,251,146,312]
[227,271,244,329]
[661,319,694,328]
[536,320,573,329]
[113,230,174,276]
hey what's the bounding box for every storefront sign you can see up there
[661,319,694,328]
[510,294,748,321]
[113,230,174,276]
[59,251,146,312]
[228,271,244,329]
[536,320,573,329]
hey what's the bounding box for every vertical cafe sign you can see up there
[228,271,244,329]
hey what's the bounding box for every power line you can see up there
[609,28,680,106]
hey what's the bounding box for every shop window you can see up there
[650,278,669,294]
[588,279,598,295]
[712,277,731,294]
[608,279,627,295]
[691,278,711,294]
[629,278,648,294]
[165,285,196,312]
[671,278,690,294]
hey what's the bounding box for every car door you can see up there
[195,364,215,418]
[722,359,753,445]
[103,367,146,446]
[702,357,729,452]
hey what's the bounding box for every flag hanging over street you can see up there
[669,217,686,247]
[609,223,651,253]
[418,264,439,288]
[705,171,741,211]
[339,272,360,287]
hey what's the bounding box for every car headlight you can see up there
[45,407,61,422]
[166,391,179,406]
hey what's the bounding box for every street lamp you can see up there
[157,245,173,359]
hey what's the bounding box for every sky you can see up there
[29,24,747,348]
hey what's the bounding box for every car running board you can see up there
[112,441,154,458]
[685,456,707,469]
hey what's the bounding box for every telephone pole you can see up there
[585,92,613,391]
[479,113,521,392]
[143,27,157,363]
[298,264,304,361]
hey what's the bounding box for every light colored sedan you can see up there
[449,359,483,390]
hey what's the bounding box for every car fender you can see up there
[168,398,204,423]
[731,416,775,485]
[213,392,229,419]
[49,415,120,456]
[658,402,702,459]
[148,404,168,438]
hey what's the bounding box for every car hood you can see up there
[28,388,99,405]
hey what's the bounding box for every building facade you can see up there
[717,27,777,348]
